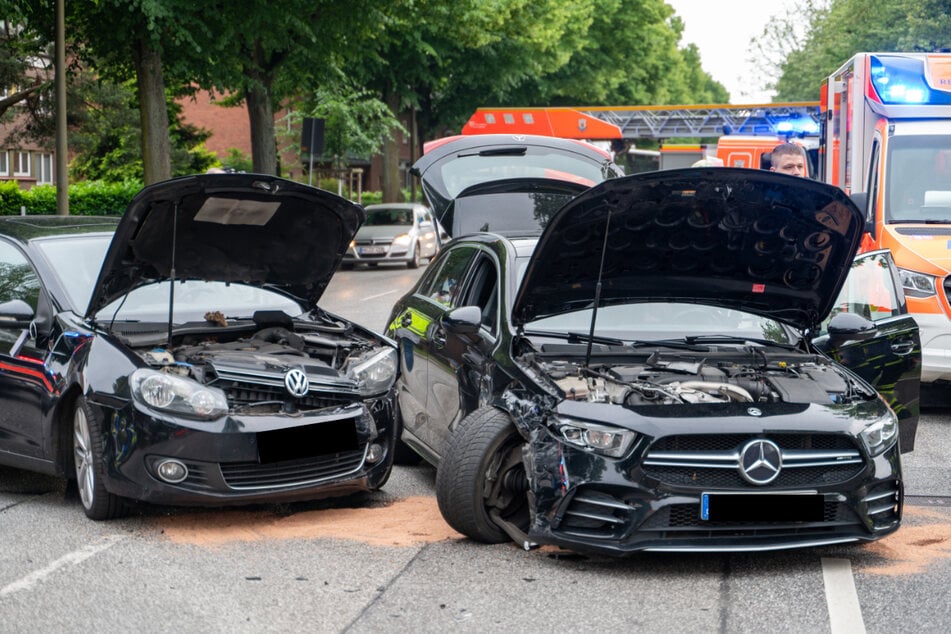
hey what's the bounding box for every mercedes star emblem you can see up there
[738,439,782,485]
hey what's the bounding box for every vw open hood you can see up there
[85,173,364,318]
[412,134,624,223]
[512,168,864,331]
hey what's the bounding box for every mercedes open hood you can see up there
[512,168,864,331]
[85,173,364,318]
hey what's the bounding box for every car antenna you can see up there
[584,209,613,369]
[167,201,179,348]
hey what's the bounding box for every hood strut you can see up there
[584,209,613,369]
[166,201,179,348]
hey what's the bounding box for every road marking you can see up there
[0,536,123,598]
[362,289,398,301]
[821,557,866,634]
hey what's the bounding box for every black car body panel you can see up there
[0,177,398,518]
[388,166,921,555]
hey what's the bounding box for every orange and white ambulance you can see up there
[820,52,951,384]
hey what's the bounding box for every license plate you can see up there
[700,492,823,522]
[359,246,386,255]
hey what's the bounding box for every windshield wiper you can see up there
[522,329,707,351]
[683,334,799,350]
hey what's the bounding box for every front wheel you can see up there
[435,407,529,543]
[72,397,127,520]
[407,244,421,269]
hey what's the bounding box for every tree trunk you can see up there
[246,83,277,175]
[381,89,401,203]
[133,37,172,185]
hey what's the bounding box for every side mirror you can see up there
[827,311,877,345]
[441,305,482,336]
[0,299,35,326]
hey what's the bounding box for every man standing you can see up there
[769,143,807,176]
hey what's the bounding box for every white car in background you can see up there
[343,203,444,269]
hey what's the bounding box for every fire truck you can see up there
[819,52,951,385]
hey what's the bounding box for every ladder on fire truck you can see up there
[462,103,821,140]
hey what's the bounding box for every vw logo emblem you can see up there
[284,368,309,398]
[738,439,782,485]
[747,407,762,417]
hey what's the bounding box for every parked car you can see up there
[0,173,399,520]
[386,166,921,555]
[343,203,443,269]
[412,134,625,237]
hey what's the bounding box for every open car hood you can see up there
[412,134,623,223]
[85,173,364,318]
[512,168,864,331]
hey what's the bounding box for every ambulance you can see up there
[819,52,951,384]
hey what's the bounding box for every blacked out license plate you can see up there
[700,493,824,522]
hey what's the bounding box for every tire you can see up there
[72,397,127,520]
[435,407,529,543]
[407,244,421,269]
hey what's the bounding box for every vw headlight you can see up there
[859,411,899,456]
[898,268,936,298]
[554,416,637,458]
[130,368,228,420]
[392,233,412,248]
[347,347,398,396]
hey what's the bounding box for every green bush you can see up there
[0,180,142,216]
[0,181,29,215]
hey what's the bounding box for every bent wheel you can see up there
[72,397,127,520]
[435,407,529,543]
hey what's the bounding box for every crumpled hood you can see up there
[512,168,864,331]
[85,173,364,318]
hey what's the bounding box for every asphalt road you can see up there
[1,261,949,633]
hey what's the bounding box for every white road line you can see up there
[0,536,123,598]
[821,557,867,634]
[362,289,398,301]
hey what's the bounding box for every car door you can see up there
[0,239,53,460]
[813,250,921,452]
[425,250,500,456]
[390,245,478,455]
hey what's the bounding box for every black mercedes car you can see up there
[386,167,921,555]
[0,174,398,519]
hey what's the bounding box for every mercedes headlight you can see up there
[346,347,398,396]
[553,416,637,458]
[130,368,228,420]
[859,411,899,456]
[898,268,937,298]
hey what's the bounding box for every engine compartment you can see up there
[532,349,870,406]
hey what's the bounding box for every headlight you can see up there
[898,268,936,298]
[392,233,412,247]
[130,368,228,420]
[859,411,899,456]
[346,347,398,396]
[553,416,637,458]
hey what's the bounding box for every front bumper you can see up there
[343,243,413,265]
[94,395,396,507]
[524,426,902,556]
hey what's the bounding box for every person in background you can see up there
[769,143,807,176]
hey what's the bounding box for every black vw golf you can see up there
[0,174,398,519]
[387,167,921,555]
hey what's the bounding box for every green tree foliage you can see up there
[756,0,951,101]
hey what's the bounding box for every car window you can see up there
[422,246,476,308]
[0,240,41,312]
[822,252,901,332]
[32,234,111,311]
[366,208,413,226]
[460,255,499,335]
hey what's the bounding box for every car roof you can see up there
[0,216,120,244]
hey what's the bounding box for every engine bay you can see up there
[531,349,871,406]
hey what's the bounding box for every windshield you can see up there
[525,302,793,344]
[886,135,951,223]
[365,208,413,226]
[33,233,302,323]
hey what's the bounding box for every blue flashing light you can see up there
[869,54,951,105]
